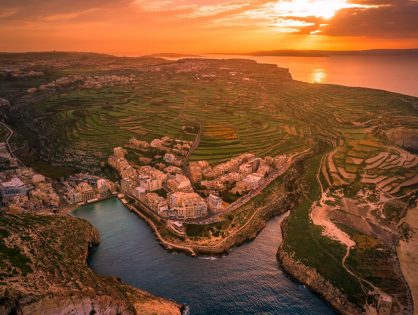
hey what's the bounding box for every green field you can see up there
[2,54,418,312]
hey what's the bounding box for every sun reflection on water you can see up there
[312,68,326,83]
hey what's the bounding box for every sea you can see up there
[73,198,335,315]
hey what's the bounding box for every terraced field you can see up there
[3,54,418,314]
[8,59,310,169]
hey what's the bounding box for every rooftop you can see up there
[1,178,25,188]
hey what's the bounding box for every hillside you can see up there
[0,213,182,314]
[1,52,418,314]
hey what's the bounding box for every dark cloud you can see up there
[322,0,418,37]
[1,0,417,39]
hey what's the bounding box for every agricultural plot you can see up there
[3,54,418,313]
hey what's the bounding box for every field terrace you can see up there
[3,54,418,313]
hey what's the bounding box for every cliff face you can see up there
[0,213,182,315]
[276,248,362,315]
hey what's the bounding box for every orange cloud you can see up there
[0,0,416,54]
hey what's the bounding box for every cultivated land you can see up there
[1,52,418,314]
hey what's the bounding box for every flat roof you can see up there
[1,178,25,188]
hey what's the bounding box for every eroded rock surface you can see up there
[0,213,182,315]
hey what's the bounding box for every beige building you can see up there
[67,189,83,204]
[77,182,96,203]
[207,194,223,212]
[167,174,193,192]
[236,173,263,193]
[145,193,168,215]
[120,179,133,194]
[189,162,203,183]
[140,177,162,192]
[113,147,126,159]
[169,192,208,219]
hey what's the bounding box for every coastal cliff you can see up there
[276,246,362,315]
[0,213,182,315]
[125,165,302,257]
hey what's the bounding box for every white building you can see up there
[145,193,168,216]
[164,153,176,164]
[77,182,96,203]
[0,178,27,204]
[113,147,126,159]
[207,194,223,212]
[96,179,109,198]
[97,179,107,191]
[150,139,163,148]
[169,192,208,219]
[239,162,254,176]
[242,173,263,190]
[133,186,146,199]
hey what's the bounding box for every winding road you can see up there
[1,122,24,166]
[314,150,386,300]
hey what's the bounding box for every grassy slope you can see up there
[282,153,366,305]
[2,55,418,309]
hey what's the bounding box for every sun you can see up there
[274,0,353,20]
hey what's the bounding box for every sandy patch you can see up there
[310,191,355,248]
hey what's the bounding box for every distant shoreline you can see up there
[1,49,417,59]
[209,48,418,58]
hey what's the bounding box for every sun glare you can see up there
[275,0,355,20]
[312,68,326,83]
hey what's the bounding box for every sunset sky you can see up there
[0,0,417,54]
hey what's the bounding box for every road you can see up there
[126,187,287,255]
[192,196,289,252]
[125,147,313,254]
[127,201,196,255]
[182,123,202,181]
[314,149,386,300]
[191,147,313,225]
[1,122,24,166]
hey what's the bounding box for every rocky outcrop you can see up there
[192,196,297,256]
[386,128,418,152]
[277,247,363,315]
[0,213,182,315]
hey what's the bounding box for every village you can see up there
[0,131,290,233]
[0,168,60,213]
[107,135,291,228]
[26,74,136,94]
[0,165,119,214]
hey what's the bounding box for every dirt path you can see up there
[398,206,418,315]
[312,152,384,300]
[1,122,25,166]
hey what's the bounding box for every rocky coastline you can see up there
[126,189,297,257]
[276,222,363,315]
[0,213,183,315]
